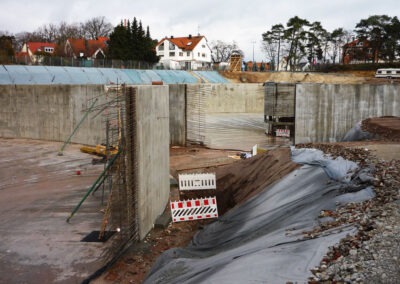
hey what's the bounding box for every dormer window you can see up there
[169,42,175,50]
[158,42,164,51]
[187,42,192,46]
[356,42,363,47]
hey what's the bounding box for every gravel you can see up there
[296,143,400,284]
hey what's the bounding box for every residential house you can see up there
[155,35,212,70]
[19,42,57,63]
[64,37,109,60]
[342,39,379,64]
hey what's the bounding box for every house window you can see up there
[179,52,183,56]
[202,53,206,57]
[377,70,382,74]
[169,52,175,57]
[169,42,175,50]
[368,48,372,54]
[397,71,400,74]
[198,52,200,56]
[202,45,205,48]
[159,55,164,58]
[356,42,363,46]
[158,43,164,51]
[187,51,190,56]
[44,47,54,53]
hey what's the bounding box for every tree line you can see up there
[0,16,159,64]
[262,15,400,71]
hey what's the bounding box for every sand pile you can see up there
[362,116,400,140]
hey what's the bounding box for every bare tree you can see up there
[81,16,113,40]
[210,40,243,63]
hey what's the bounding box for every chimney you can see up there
[188,34,192,39]
[170,35,174,39]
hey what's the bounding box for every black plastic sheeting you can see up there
[144,149,375,283]
[342,121,379,142]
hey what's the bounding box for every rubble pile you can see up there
[297,143,400,283]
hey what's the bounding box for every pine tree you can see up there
[107,17,159,64]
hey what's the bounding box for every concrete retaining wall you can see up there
[0,84,106,146]
[207,83,264,113]
[295,83,400,143]
[169,84,186,146]
[134,85,170,239]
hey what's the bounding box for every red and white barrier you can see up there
[170,197,218,222]
[178,173,216,191]
[276,129,290,137]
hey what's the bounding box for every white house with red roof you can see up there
[20,42,57,63]
[155,34,212,70]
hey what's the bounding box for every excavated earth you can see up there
[362,116,400,141]
[93,147,300,284]
[220,71,400,85]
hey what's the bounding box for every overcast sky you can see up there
[1,0,399,61]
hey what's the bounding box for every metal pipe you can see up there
[58,98,98,156]
[66,151,120,223]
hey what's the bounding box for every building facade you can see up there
[155,35,212,70]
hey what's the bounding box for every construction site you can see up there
[0,65,400,284]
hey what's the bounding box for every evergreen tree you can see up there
[107,18,159,64]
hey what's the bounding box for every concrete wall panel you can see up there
[207,83,264,113]
[0,85,106,146]
[134,85,170,239]
[295,83,400,143]
[169,84,186,145]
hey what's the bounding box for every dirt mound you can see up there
[181,148,300,215]
[220,71,367,84]
[362,116,400,140]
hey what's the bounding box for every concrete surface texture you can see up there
[168,84,186,146]
[295,83,400,143]
[207,83,264,113]
[0,138,110,284]
[134,85,170,239]
[0,84,106,146]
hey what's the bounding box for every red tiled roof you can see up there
[67,37,109,57]
[27,42,57,54]
[155,36,205,51]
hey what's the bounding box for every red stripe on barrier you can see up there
[178,202,183,208]
[187,201,192,207]
[214,214,217,217]
[212,198,215,204]
[171,203,174,209]
[206,214,211,218]
[204,200,209,206]
[189,217,193,220]
[180,217,185,221]
[197,216,202,219]
[195,200,200,206]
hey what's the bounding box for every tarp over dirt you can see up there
[144,148,375,283]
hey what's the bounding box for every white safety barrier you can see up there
[276,129,290,137]
[178,173,216,191]
[170,197,218,222]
